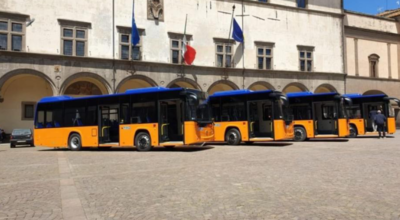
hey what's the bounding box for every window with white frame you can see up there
[169,33,192,64]
[59,19,90,57]
[256,43,274,70]
[298,46,314,72]
[118,27,143,61]
[0,14,26,51]
[215,40,234,68]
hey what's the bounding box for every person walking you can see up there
[369,109,378,132]
[374,110,387,139]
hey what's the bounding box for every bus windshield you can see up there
[186,91,211,122]
[275,96,293,123]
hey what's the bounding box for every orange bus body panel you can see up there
[119,123,159,147]
[184,121,214,145]
[213,121,249,142]
[274,120,294,140]
[349,119,365,135]
[293,120,315,138]
[338,119,350,137]
[34,126,98,148]
[388,117,396,134]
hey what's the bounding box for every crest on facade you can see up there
[147,0,164,21]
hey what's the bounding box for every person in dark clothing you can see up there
[374,110,387,138]
[369,109,378,132]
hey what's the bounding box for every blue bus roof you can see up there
[343,94,387,99]
[209,89,274,98]
[287,92,338,98]
[38,87,184,104]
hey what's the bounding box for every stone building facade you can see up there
[0,0,397,132]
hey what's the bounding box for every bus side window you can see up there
[36,111,45,128]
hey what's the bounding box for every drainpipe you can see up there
[341,1,347,94]
[112,0,116,94]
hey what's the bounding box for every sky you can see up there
[344,0,400,15]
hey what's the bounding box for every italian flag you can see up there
[182,15,196,65]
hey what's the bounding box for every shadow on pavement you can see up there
[206,142,292,147]
[305,139,349,142]
[38,146,214,153]
[355,136,395,139]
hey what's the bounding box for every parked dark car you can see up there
[10,129,34,148]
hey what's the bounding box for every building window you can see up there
[297,0,308,8]
[256,43,274,70]
[215,42,234,68]
[0,18,25,51]
[58,19,90,57]
[61,27,87,56]
[168,32,192,64]
[298,46,314,72]
[171,38,183,64]
[22,102,35,120]
[369,54,380,78]
[118,26,143,61]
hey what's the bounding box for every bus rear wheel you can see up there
[68,133,82,151]
[349,125,358,138]
[225,128,241,145]
[135,132,152,152]
[294,127,307,142]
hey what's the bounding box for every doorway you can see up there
[363,102,384,132]
[248,100,274,138]
[313,102,338,135]
[99,105,120,144]
[159,100,184,143]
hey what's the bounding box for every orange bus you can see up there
[34,87,214,151]
[287,92,351,141]
[344,94,400,138]
[207,90,294,145]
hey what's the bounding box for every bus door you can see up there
[159,100,184,143]
[248,100,273,138]
[313,102,338,135]
[363,102,383,132]
[99,106,111,143]
[99,105,120,143]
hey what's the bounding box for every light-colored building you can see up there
[4,0,389,133]
[344,10,400,124]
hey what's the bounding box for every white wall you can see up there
[0,0,344,73]
[345,13,399,34]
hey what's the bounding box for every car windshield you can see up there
[12,129,31,135]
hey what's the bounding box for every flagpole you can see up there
[112,0,116,93]
[182,14,188,65]
[228,5,235,42]
[242,0,245,89]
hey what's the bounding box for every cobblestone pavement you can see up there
[1,133,400,220]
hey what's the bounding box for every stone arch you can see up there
[248,81,275,91]
[0,68,57,96]
[282,82,309,94]
[207,80,240,95]
[116,75,158,93]
[363,90,386,95]
[60,72,112,96]
[167,78,201,90]
[314,84,337,94]
[0,69,56,133]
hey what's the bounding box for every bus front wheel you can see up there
[135,132,152,152]
[225,128,241,145]
[294,127,307,142]
[349,125,358,138]
[68,133,82,151]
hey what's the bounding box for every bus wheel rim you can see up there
[71,137,80,149]
[228,133,237,144]
[138,135,150,149]
[295,130,303,140]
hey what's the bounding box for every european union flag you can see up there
[132,2,140,46]
[232,18,244,43]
